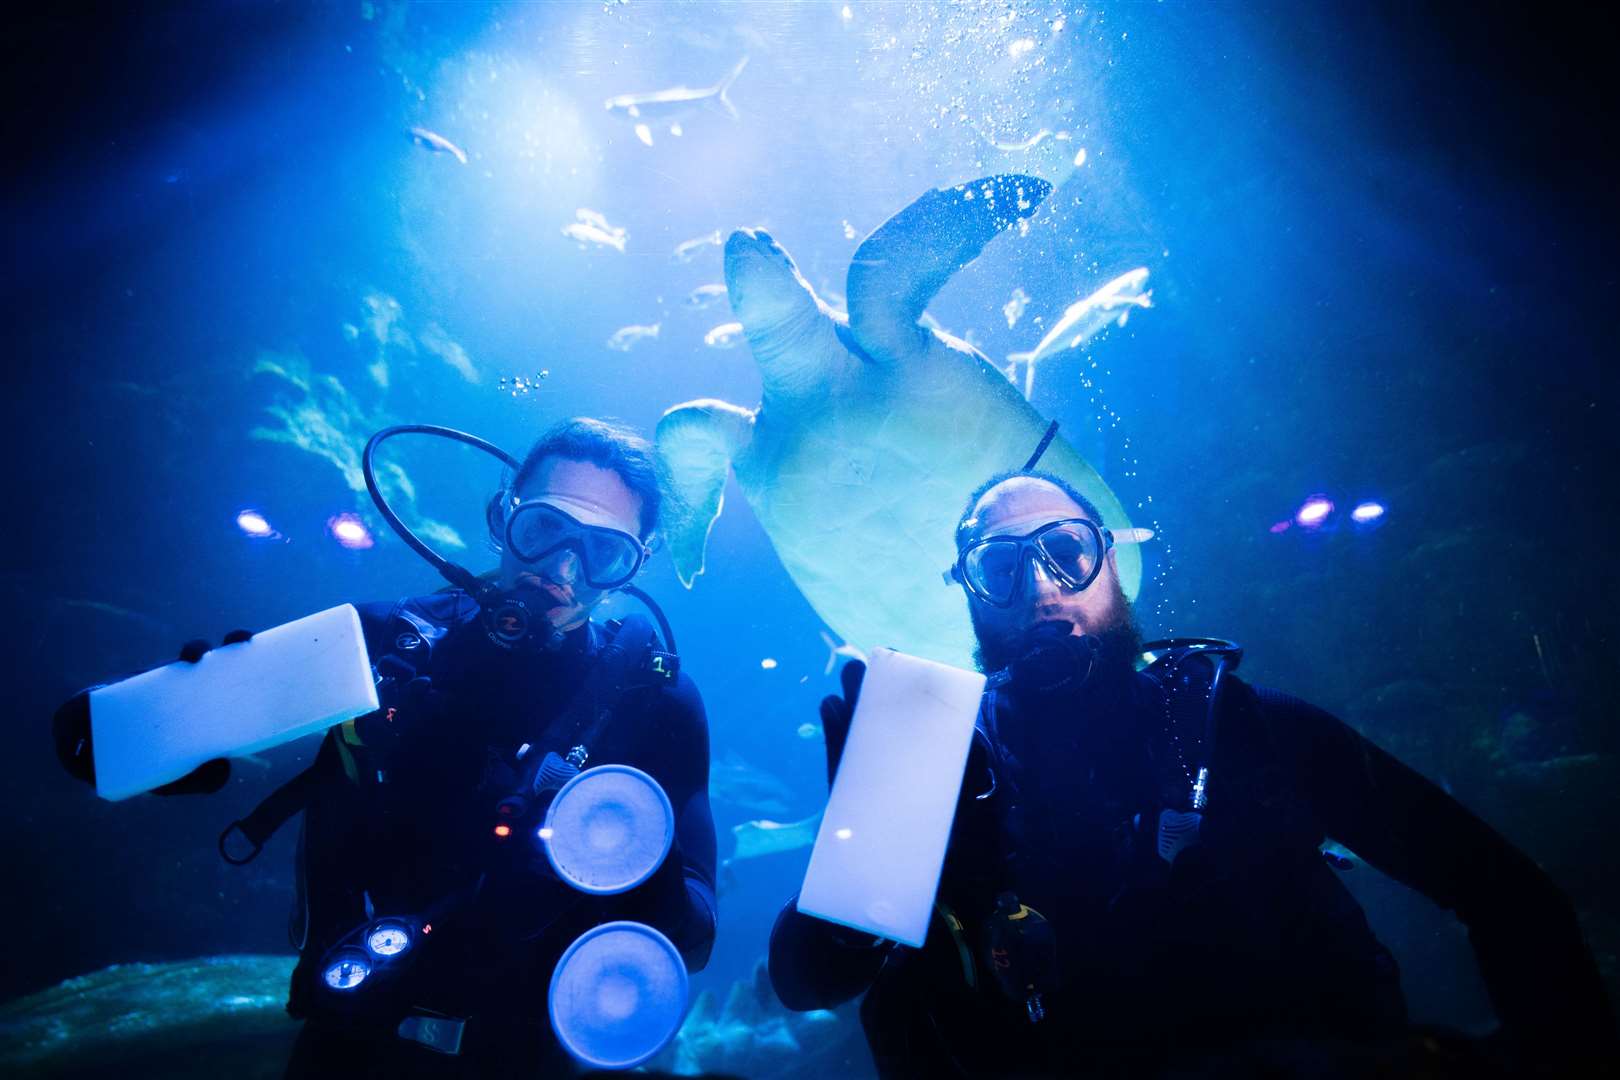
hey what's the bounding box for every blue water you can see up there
[6,1,1614,1075]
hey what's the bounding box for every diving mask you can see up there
[948,517,1114,608]
[502,501,649,590]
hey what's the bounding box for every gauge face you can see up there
[368,925,411,957]
[323,955,371,990]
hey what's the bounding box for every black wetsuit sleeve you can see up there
[615,671,718,971]
[1248,684,1617,1061]
[769,897,893,1011]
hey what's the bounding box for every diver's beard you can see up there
[971,580,1142,680]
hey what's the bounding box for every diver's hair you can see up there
[955,470,1104,549]
[511,417,663,540]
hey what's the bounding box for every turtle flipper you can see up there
[848,174,1050,364]
[725,228,845,399]
[655,399,756,587]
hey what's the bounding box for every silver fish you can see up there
[685,283,728,309]
[731,811,823,862]
[561,208,627,253]
[710,749,794,817]
[1003,287,1030,329]
[672,230,723,263]
[606,323,661,351]
[819,630,867,676]
[984,127,1051,153]
[1007,268,1151,399]
[408,126,468,165]
[604,57,750,145]
[703,321,744,348]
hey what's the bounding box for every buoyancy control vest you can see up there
[214,593,678,1020]
[885,636,1404,1071]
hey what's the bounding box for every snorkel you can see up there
[361,425,677,655]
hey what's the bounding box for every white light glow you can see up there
[236,510,272,537]
[1295,497,1334,527]
[1351,501,1386,523]
[326,513,375,550]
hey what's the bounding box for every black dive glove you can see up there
[349,668,441,752]
[818,659,865,788]
[51,630,253,796]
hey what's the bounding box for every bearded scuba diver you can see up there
[52,418,717,1076]
[767,424,1616,1078]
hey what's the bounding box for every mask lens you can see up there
[508,504,571,563]
[507,503,643,587]
[579,528,641,588]
[964,541,1022,605]
[1037,523,1101,586]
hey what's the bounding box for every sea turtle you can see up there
[656,174,1141,668]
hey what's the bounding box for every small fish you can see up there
[672,230,723,263]
[604,57,750,145]
[562,208,627,253]
[704,321,744,349]
[57,598,171,634]
[819,630,867,676]
[731,811,823,862]
[711,749,794,816]
[1320,839,1357,870]
[408,126,468,165]
[1008,268,1151,399]
[984,127,1051,153]
[1003,287,1030,329]
[606,323,661,351]
[914,311,976,348]
[797,722,821,740]
[684,283,728,309]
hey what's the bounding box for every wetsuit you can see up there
[770,658,1614,1077]
[283,591,717,1078]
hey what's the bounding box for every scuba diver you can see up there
[54,418,717,1077]
[768,466,1616,1078]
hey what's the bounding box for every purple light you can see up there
[1268,520,1291,534]
[236,509,274,537]
[1294,496,1334,528]
[1351,501,1386,524]
[327,513,375,550]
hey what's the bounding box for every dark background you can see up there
[2,0,1615,1053]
